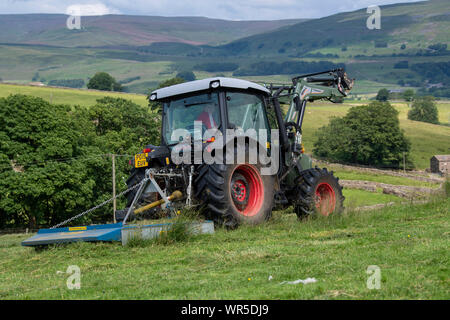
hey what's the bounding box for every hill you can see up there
[213,0,449,57]
[0,14,304,47]
[0,1,448,96]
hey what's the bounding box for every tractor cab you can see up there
[149,77,272,148]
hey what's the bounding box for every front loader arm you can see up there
[285,68,354,125]
[267,69,354,178]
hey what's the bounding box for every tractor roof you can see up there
[150,77,271,101]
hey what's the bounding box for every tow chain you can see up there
[51,178,149,229]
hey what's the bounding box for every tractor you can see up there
[116,69,354,228]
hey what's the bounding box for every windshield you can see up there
[163,92,221,145]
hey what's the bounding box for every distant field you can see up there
[0,83,148,107]
[0,43,443,96]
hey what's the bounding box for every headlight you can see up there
[210,80,220,89]
[150,93,157,101]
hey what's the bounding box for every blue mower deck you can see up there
[21,221,215,247]
[21,223,123,247]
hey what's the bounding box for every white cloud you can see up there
[0,1,119,16]
[66,3,120,16]
[0,0,423,20]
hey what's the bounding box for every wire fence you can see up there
[0,153,133,170]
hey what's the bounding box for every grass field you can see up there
[0,197,448,299]
[0,83,448,300]
[0,83,148,108]
[342,189,403,208]
[322,165,442,189]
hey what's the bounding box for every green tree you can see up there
[0,95,99,228]
[402,89,415,102]
[87,72,122,92]
[89,97,160,149]
[313,101,411,168]
[0,95,161,229]
[407,96,439,124]
[32,72,40,82]
[176,71,196,81]
[158,77,185,89]
[376,88,390,101]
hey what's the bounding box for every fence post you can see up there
[403,152,406,174]
[112,154,116,223]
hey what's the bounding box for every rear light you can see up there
[128,159,132,165]
[143,148,151,153]
[206,137,215,143]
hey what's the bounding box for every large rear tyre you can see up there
[295,167,344,218]
[195,159,275,228]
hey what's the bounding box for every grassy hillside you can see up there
[1,198,448,299]
[0,14,304,47]
[0,83,148,107]
[216,0,449,57]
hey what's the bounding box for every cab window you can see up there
[226,92,270,134]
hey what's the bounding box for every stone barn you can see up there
[430,155,450,175]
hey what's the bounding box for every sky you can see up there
[0,0,424,20]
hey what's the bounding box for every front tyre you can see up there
[295,167,344,218]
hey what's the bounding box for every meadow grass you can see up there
[329,168,441,189]
[342,189,403,208]
[0,83,148,108]
[0,197,448,299]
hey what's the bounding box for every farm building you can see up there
[430,155,450,175]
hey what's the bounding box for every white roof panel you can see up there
[151,77,270,100]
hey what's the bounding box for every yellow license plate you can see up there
[135,153,148,168]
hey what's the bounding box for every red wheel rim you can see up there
[232,180,247,202]
[230,165,264,217]
[315,182,336,216]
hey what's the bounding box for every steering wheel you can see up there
[185,123,208,138]
[229,122,244,131]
